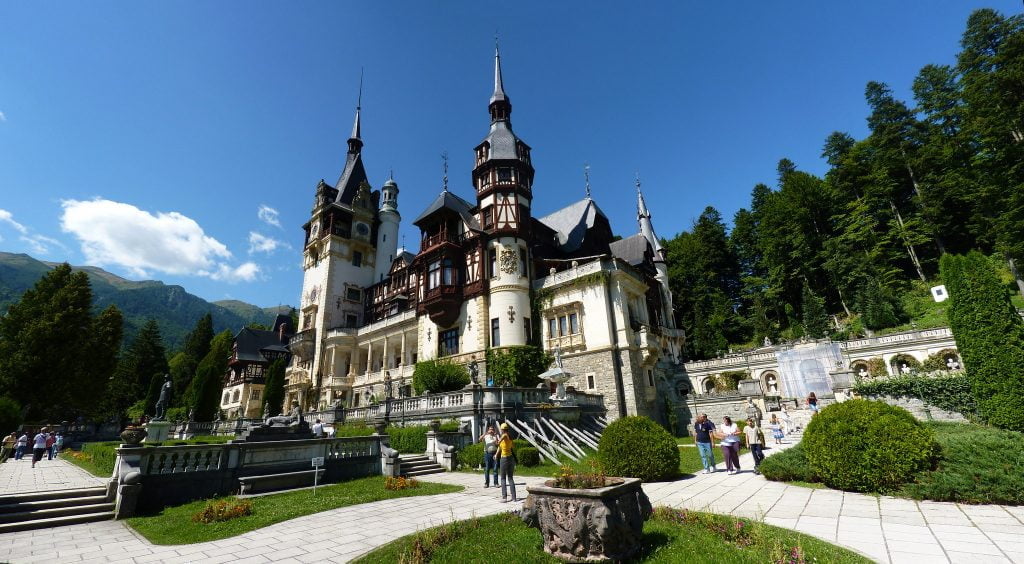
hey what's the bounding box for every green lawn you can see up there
[762,422,1024,504]
[126,476,463,545]
[354,509,871,564]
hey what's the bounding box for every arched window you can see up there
[702,379,715,394]
[222,392,230,405]
[232,390,240,403]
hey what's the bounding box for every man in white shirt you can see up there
[312,419,325,438]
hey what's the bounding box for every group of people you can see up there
[0,428,63,467]
[478,423,517,502]
[693,413,788,475]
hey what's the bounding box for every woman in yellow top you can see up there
[496,422,517,502]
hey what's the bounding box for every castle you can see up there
[283,48,688,426]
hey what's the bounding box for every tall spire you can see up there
[488,39,511,123]
[347,69,363,154]
[636,174,665,260]
[636,174,648,220]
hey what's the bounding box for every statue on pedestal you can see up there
[745,398,763,427]
[153,374,172,421]
[265,402,303,428]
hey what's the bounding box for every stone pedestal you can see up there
[143,421,171,443]
[232,421,312,443]
[521,477,652,562]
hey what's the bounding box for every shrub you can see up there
[921,349,958,372]
[384,476,419,491]
[412,360,470,395]
[866,357,887,378]
[942,252,1024,431]
[889,354,922,373]
[387,425,429,453]
[713,371,746,391]
[854,372,976,417]
[518,447,540,467]
[485,346,552,387]
[333,423,375,438]
[191,499,253,523]
[759,443,819,483]
[598,416,679,482]
[457,442,485,469]
[803,399,937,492]
[899,422,1024,505]
[0,396,21,435]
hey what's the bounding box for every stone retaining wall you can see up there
[863,394,968,422]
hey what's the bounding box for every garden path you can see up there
[0,453,105,496]
[1,441,1023,563]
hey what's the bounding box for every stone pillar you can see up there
[367,341,374,377]
[401,331,408,367]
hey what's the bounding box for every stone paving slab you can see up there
[0,455,106,495]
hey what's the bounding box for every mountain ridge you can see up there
[0,252,294,350]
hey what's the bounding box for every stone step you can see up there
[402,467,445,477]
[398,455,429,462]
[399,459,439,469]
[1,486,107,505]
[0,510,113,534]
[0,494,110,514]
[0,502,115,524]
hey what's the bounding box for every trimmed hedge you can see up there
[759,443,818,483]
[518,447,540,467]
[941,252,1024,431]
[456,439,533,469]
[854,372,976,417]
[803,400,937,492]
[412,360,470,395]
[598,416,679,482]
[386,422,460,454]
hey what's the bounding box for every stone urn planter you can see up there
[120,426,148,446]
[427,419,441,432]
[521,477,652,562]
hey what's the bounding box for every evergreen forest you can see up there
[665,9,1024,361]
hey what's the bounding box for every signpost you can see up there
[311,456,324,495]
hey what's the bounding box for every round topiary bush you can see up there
[519,447,540,467]
[597,416,679,482]
[803,399,937,492]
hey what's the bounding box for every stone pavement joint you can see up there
[2,439,1023,563]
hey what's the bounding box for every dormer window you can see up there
[498,168,513,182]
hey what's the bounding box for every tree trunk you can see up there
[902,156,946,255]
[890,200,927,282]
[837,287,852,317]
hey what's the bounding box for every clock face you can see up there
[310,223,320,237]
[355,223,370,236]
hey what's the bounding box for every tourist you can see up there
[780,407,794,434]
[54,433,65,457]
[769,414,785,445]
[31,427,48,468]
[15,432,28,460]
[744,418,765,474]
[312,419,325,438]
[480,425,500,487]
[496,422,517,502]
[45,432,55,460]
[807,392,819,415]
[0,432,15,463]
[693,413,717,474]
[718,416,741,475]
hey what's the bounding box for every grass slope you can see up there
[127,476,463,545]
[354,510,871,564]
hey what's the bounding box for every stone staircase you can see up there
[398,454,445,477]
[0,486,113,533]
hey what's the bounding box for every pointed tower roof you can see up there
[335,81,369,205]
[637,178,665,260]
[490,44,508,105]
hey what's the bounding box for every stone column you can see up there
[401,331,408,367]
[383,335,390,369]
[367,341,374,377]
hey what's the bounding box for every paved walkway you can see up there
[1,443,1023,563]
[0,455,105,495]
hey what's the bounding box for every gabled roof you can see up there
[537,198,609,252]
[610,234,651,267]
[233,326,292,363]
[413,190,480,229]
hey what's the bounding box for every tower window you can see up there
[346,287,362,302]
[519,246,527,277]
[524,317,531,342]
[483,207,494,229]
[491,318,500,347]
[428,261,441,289]
[587,374,595,390]
[647,370,655,387]
[498,168,512,182]
[488,249,497,278]
[353,251,363,267]
[383,234,386,242]
[442,258,456,285]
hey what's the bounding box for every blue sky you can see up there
[1,1,1019,307]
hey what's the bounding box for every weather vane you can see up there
[584,163,591,199]
[441,151,449,192]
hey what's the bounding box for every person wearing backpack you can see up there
[744,418,766,474]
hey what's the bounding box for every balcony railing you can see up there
[420,231,463,252]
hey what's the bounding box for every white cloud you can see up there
[209,262,260,283]
[60,198,256,282]
[247,231,288,255]
[0,209,29,234]
[0,111,6,122]
[257,205,281,228]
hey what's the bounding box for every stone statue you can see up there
[763,336,772,347]
[262,402,270,420]
[900,363,911,374]
[264,402,302,428]
[745,398,763,427]
[766,374,779,394]
[468,360,479,385]
[153,374,172,421]
[187,409,195,422]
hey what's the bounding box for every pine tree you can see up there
[942,252,1024,430]
[262,358,287,417]
[108,319,169,418]
[188,330,232,421]
[801,282,829,339]
[174,313,213,399]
